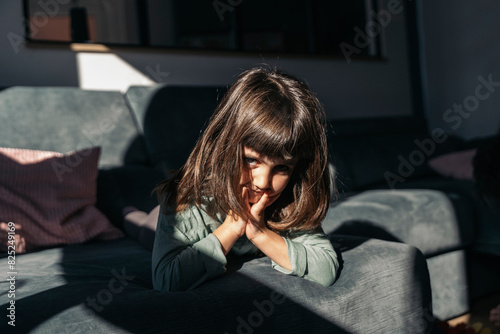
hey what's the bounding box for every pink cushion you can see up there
[428,149,477,180]
[0,147,124,253]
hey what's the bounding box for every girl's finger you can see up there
[251,192,269,218]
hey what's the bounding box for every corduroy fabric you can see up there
[0,147,123,253]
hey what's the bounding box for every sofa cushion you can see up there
[0,147,124,253]
[428,149,476,180]
[0,87,141,168]
[323,189,474,257]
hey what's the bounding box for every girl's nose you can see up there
[253,170,271,190]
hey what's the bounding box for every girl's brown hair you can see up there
[155,67,332,232]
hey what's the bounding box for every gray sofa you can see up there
[0,85,434,333]
[326,120,500,320]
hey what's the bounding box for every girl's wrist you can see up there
[247,227,292,271]
[213,216,245,255]
[247,224,268,243]
[226,214,246,237]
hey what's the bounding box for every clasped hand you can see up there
[228,187,269,241]
[218,187,291,270]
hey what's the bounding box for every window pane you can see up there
[239,0,310,53]
[149,0,234,50]
[24,0,380,59]
[314,0,370,56]
[27,0,140,45]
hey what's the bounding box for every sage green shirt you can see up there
[152,203,339,292]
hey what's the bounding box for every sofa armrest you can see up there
[97,236,433,333]
[321,235,433,333]
[141,235,433,333]
[1,236,432,333]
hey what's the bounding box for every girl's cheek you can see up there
[239,170,251,185]
[265,195,278,207]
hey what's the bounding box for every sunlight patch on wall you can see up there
[76,52,155,92]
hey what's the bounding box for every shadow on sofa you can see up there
[331,220,402,244]
[0,234,433,333]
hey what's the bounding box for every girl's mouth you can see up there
[246,188,279,205]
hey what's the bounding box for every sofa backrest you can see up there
[126,85,227,173]
[0,87,142,168]
[328,131,465,192]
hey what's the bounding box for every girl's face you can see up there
[240,146,297,207]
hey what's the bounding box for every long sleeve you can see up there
[271,227,339,287]
[152,204,227,292]
[152,202,339,291]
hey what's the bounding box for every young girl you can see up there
[152,67,339,292]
